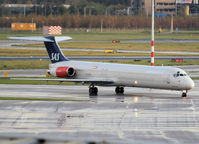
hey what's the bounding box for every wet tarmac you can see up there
[0,81,199,144]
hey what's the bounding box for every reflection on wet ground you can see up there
[0,84,199,143]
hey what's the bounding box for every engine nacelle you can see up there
[50,67,76,78]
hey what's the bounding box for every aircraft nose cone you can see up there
[190,80,195,89]
[187,79,195,90]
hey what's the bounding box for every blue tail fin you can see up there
[44,36,69,63]
[9,36,72,64]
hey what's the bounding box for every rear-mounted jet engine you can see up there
[50,67,76,78]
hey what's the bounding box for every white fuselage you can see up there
[50,61,195,91]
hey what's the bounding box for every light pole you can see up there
[32,18,34,32]
[24,4,26,17]
[151,0,155,66]
[171,14,173,33]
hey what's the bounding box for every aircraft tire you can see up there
[89,87,98,96]
[115,87,124,94]
[182,92,187,97]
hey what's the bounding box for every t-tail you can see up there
[9,36,72,63]
[44,36,70,63]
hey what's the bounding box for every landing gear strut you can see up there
[89,84,98,96]
[182,90,187,97]
[115,86,124,94]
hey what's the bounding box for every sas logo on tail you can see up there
[51,53,60,61]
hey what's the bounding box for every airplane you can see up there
[10,36,195,97]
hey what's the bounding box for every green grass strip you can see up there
[0,97,87,101]
[191,77,199,80]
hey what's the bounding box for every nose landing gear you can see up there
[182,90,187,97]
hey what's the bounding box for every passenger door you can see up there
[170,73,180,88]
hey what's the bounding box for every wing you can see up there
[11,78,114,85]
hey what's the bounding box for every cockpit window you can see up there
[173,71,187,77]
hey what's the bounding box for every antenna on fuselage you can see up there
[151,0,155,66]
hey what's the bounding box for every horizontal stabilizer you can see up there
[9,36,71,63]
[9,36,72,42]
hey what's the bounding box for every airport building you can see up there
[131,0,199,16]
[155,0,176,15]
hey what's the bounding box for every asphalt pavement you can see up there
[0,82,199,144]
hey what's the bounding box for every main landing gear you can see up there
[89,85,125,96]
[89,84,98,96]
[115,86,124,94]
